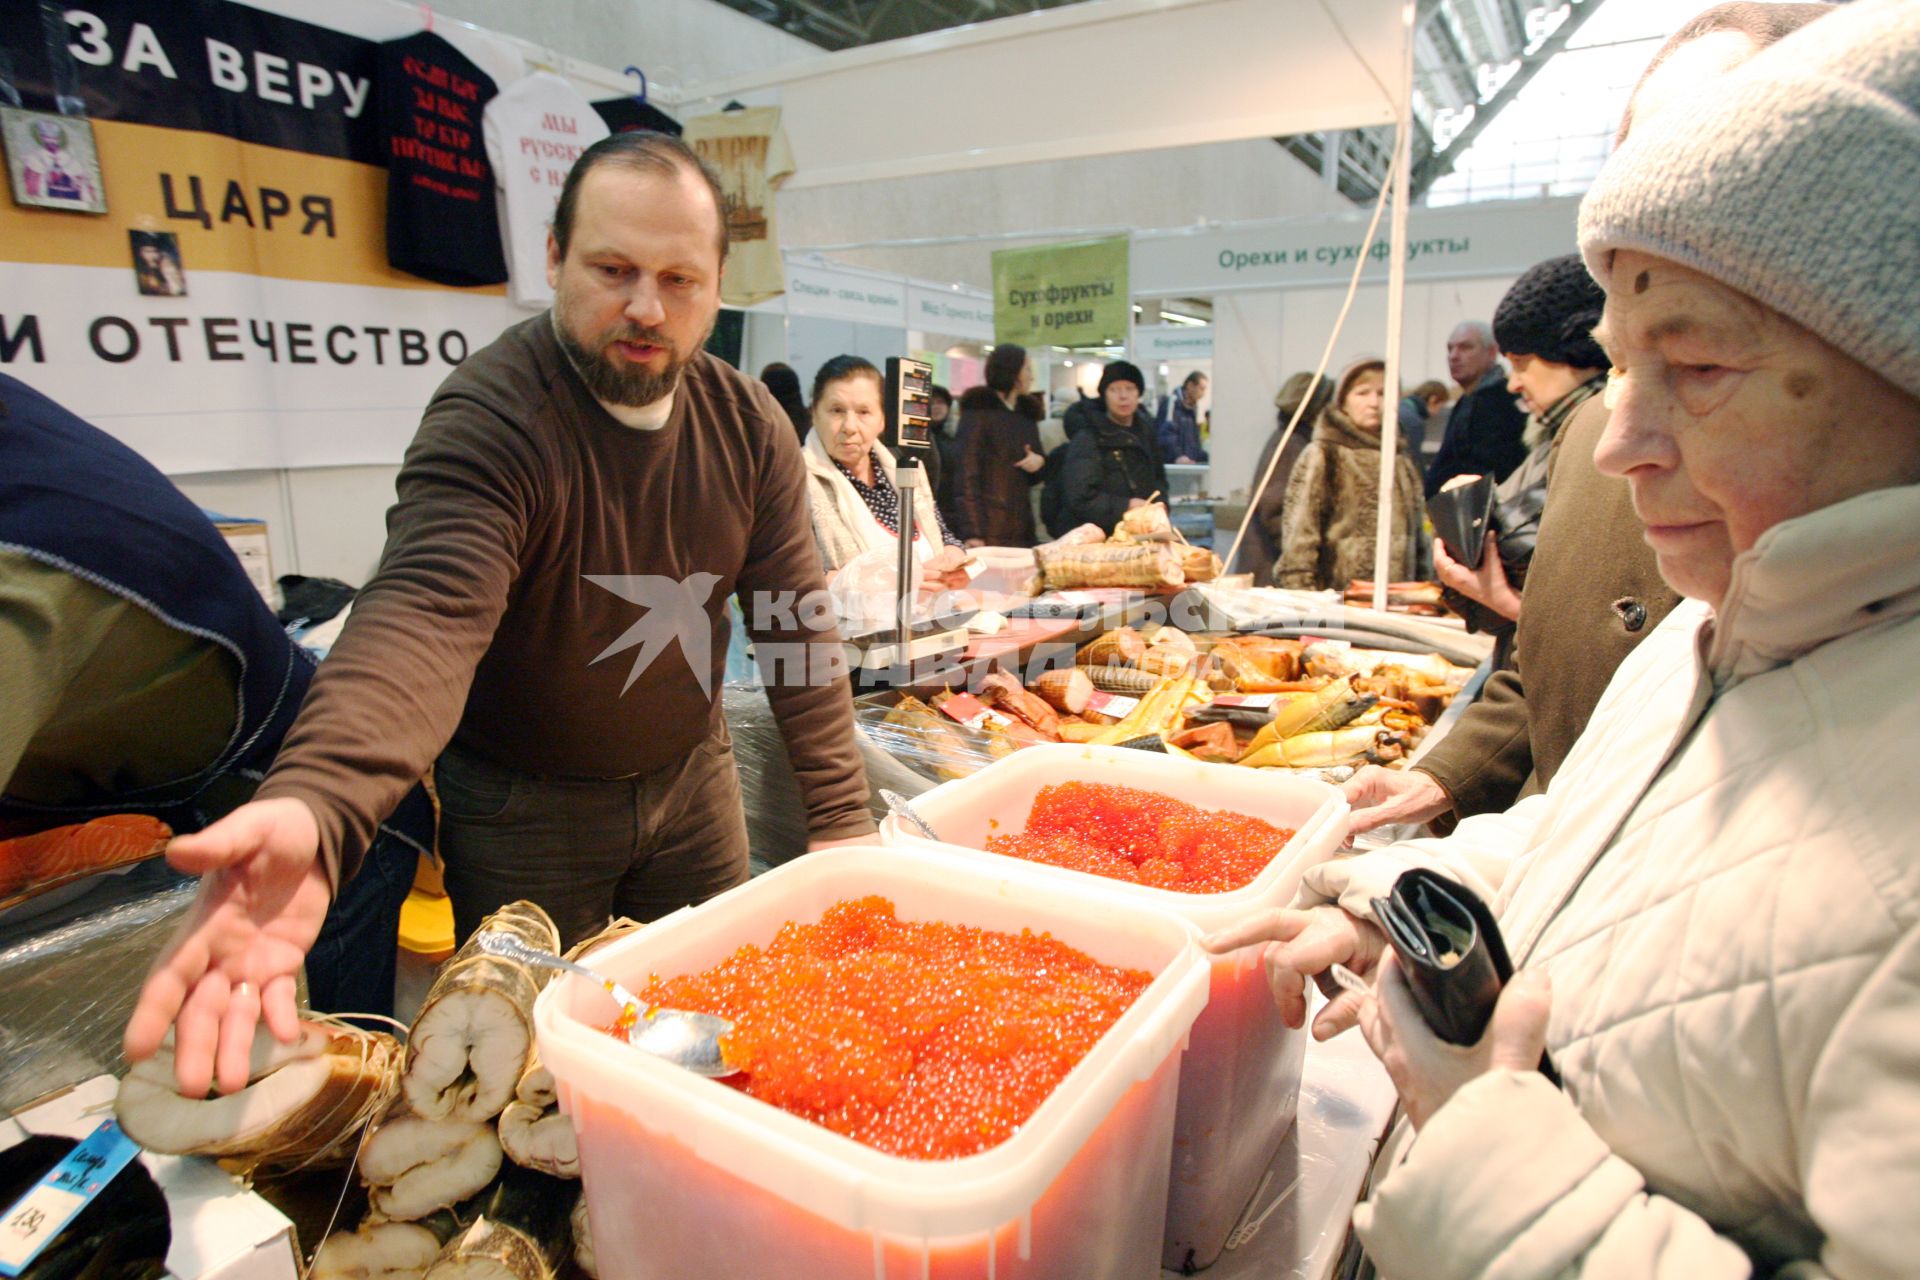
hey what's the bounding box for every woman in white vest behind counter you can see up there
[801,354,970,587]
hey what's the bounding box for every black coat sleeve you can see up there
[1424,405,1469,497]
[1060,433,1120,532]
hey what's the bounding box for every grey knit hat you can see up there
[1578,0,1920,400]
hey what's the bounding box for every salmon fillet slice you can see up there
[0,813,172,905]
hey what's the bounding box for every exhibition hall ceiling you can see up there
[712,0,1088,50]
[715,0,1602,201]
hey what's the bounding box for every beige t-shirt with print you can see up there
[683,106,794,307]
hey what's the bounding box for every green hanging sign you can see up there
[991,235,1130,348]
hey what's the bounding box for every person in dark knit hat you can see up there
[1055,359,1168,533]
[1493,253,1608,483]
[1433,253,1611,628]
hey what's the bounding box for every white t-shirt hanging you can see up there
[482,71,610,309]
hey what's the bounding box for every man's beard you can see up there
[554,311,712,408]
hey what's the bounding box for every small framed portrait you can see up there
[1,108,107,214]
[130,230,187,297]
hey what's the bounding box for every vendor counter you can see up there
[0,862,198,1113]
[1172,1022,1397,1280]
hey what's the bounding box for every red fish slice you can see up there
[0,813,172,906]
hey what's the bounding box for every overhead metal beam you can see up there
[1410,0,1606,200]
[771,0,870,45]
[714,0,1088,49]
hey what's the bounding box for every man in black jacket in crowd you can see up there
[1056,361,1168,533]
[1424,319,1530,495]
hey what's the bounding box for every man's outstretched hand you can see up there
[124,797,331,1097]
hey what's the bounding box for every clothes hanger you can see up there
[624,66,647,106]
[722,99,746,112]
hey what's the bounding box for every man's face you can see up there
[1594,250,1920,607]
[929,396,949,425]
[1506,353,1592,417]
[1446,326,1496,386]
[1104,380,1141,421]
[1184,375,1208,407]
[547,164,724,407]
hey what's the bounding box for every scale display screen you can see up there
[887,356,934,451]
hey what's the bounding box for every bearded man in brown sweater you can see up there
[126,134,874,1097]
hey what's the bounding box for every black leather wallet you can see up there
[1426,474,1497,569]
[1371,869,1559,1083]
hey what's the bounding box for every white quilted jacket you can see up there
[1304,483,1920,1280]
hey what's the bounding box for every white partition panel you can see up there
[681,0,1405,189]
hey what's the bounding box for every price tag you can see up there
[937,693,1011,731]
[0,1120,142,1277]
[1084,691,1140,719]
[1209,694,1278,710]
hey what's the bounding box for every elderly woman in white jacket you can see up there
[800,354,968,585]
[1209,6,1920,1277]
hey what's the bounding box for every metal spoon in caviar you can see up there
[475,930,737,1077]
[880,788,941,841]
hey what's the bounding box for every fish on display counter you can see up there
[115,1019,401,1175]
[422,1163,576,1280]
[403,902,559,1125]
[499,920,643,1180]
[0,814,171,910]
[313,1216,462,1280]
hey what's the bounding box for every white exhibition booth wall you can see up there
[739,257,995,399]
[1164,197,1583,509]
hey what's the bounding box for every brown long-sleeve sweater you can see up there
[258,315,873,886]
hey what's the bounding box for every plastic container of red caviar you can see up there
[877,744,1349,1271]
[534,843,1210,1280]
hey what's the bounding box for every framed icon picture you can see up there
[2,108,107,214]
[130,230,187,297]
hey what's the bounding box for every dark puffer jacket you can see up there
[954,386,1043,546]
[1057,412,1168,534]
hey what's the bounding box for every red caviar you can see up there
[987,781,1294,894]
[627,896,1150,1160]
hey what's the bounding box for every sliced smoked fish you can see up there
[0,812,172,906]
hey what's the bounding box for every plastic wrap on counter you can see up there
[0,861,200,1112]
[1197,1004,1400,1279]
[723,684,909,873]
[850,691,1014,787]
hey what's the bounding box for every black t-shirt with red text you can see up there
[377,31,508,287]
